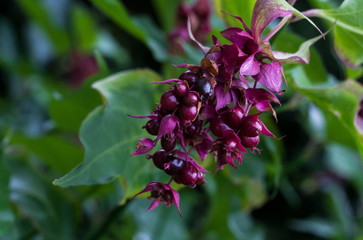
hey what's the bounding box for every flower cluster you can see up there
[131,0,320,214]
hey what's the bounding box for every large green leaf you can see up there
[316,0,363,67]
[10,135,83,175]
[54,70,163,200]
[91,0,167,61]
[213,0,256,27]
[6,156,79,240]
[290,68,363,157]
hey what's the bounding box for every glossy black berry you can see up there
[240,116,262,137]
[210,117,231,137]
[179,71,197,85]
[143,119,159,135]
[164,157,185,175]
[160,91,180,112]
[239,135,260,148]
[195,77,213,98]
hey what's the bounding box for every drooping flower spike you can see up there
[131,0,324,215]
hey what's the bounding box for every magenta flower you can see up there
[134,182,181,215]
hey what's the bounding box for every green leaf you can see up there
[72,5,97,51]
[10,135,83,175]
[152,0,179,32]
[273,31,327,85]
[0,158,14,237]
[213,0,256,27]
[91,0,168,61]
[316,0,363,67]
[16,0,70,54]
[53,70,162,199]
[49,81,101,132]
[91,0,146,42]
[6,156,79,240]
[290,70,363,158]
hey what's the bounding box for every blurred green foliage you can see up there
[1,0,363,239]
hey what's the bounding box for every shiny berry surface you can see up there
[152,150,168,169]
[210,117,231,137]
[144,119,159,135]
[164,157,185,175]
[223,108,244,129]
[195,77,213,98]
[160,91,179,111]
[173,163,198,187]
[239,135,260,148]
[182,91,199,107]
[174,82,188,97]
[240,116,262,137]
[179,105,198,121]
[179,71,197,85]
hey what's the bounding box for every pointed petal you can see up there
[252,0,292,39]
[215,85,232,111]
[273,34,324,64]
[158,115,179,138]
[239,54,261,76]
[259,119,276,138]
[131,138,155,156]
[169,187,182,216]
[146,199,161,212]
[221,27,254,49]
[252,0,323,40]
[254,62,283,93]
[133,182,159,198]
[149,79,182,84]
[245,88,280,105]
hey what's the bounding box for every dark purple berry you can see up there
[161,135,176,152]
[174,82,188,97]
[179,105,198,121]
[160,91,179,112]
[143,119,159,135]
[152,150,168,169]
[195,77,213,98]
[210,117,231,137]
[182,91,199,107]
[240,116,262,137]
[173,163,199,187]
[164,157,185,175]
[239,135,260,148]
[223,107,244,129]
[184,123,199,138]
[179,71,197,85]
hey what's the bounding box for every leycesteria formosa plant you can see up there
[131,0,323,214]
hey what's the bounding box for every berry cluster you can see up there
[130,1,310,214]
